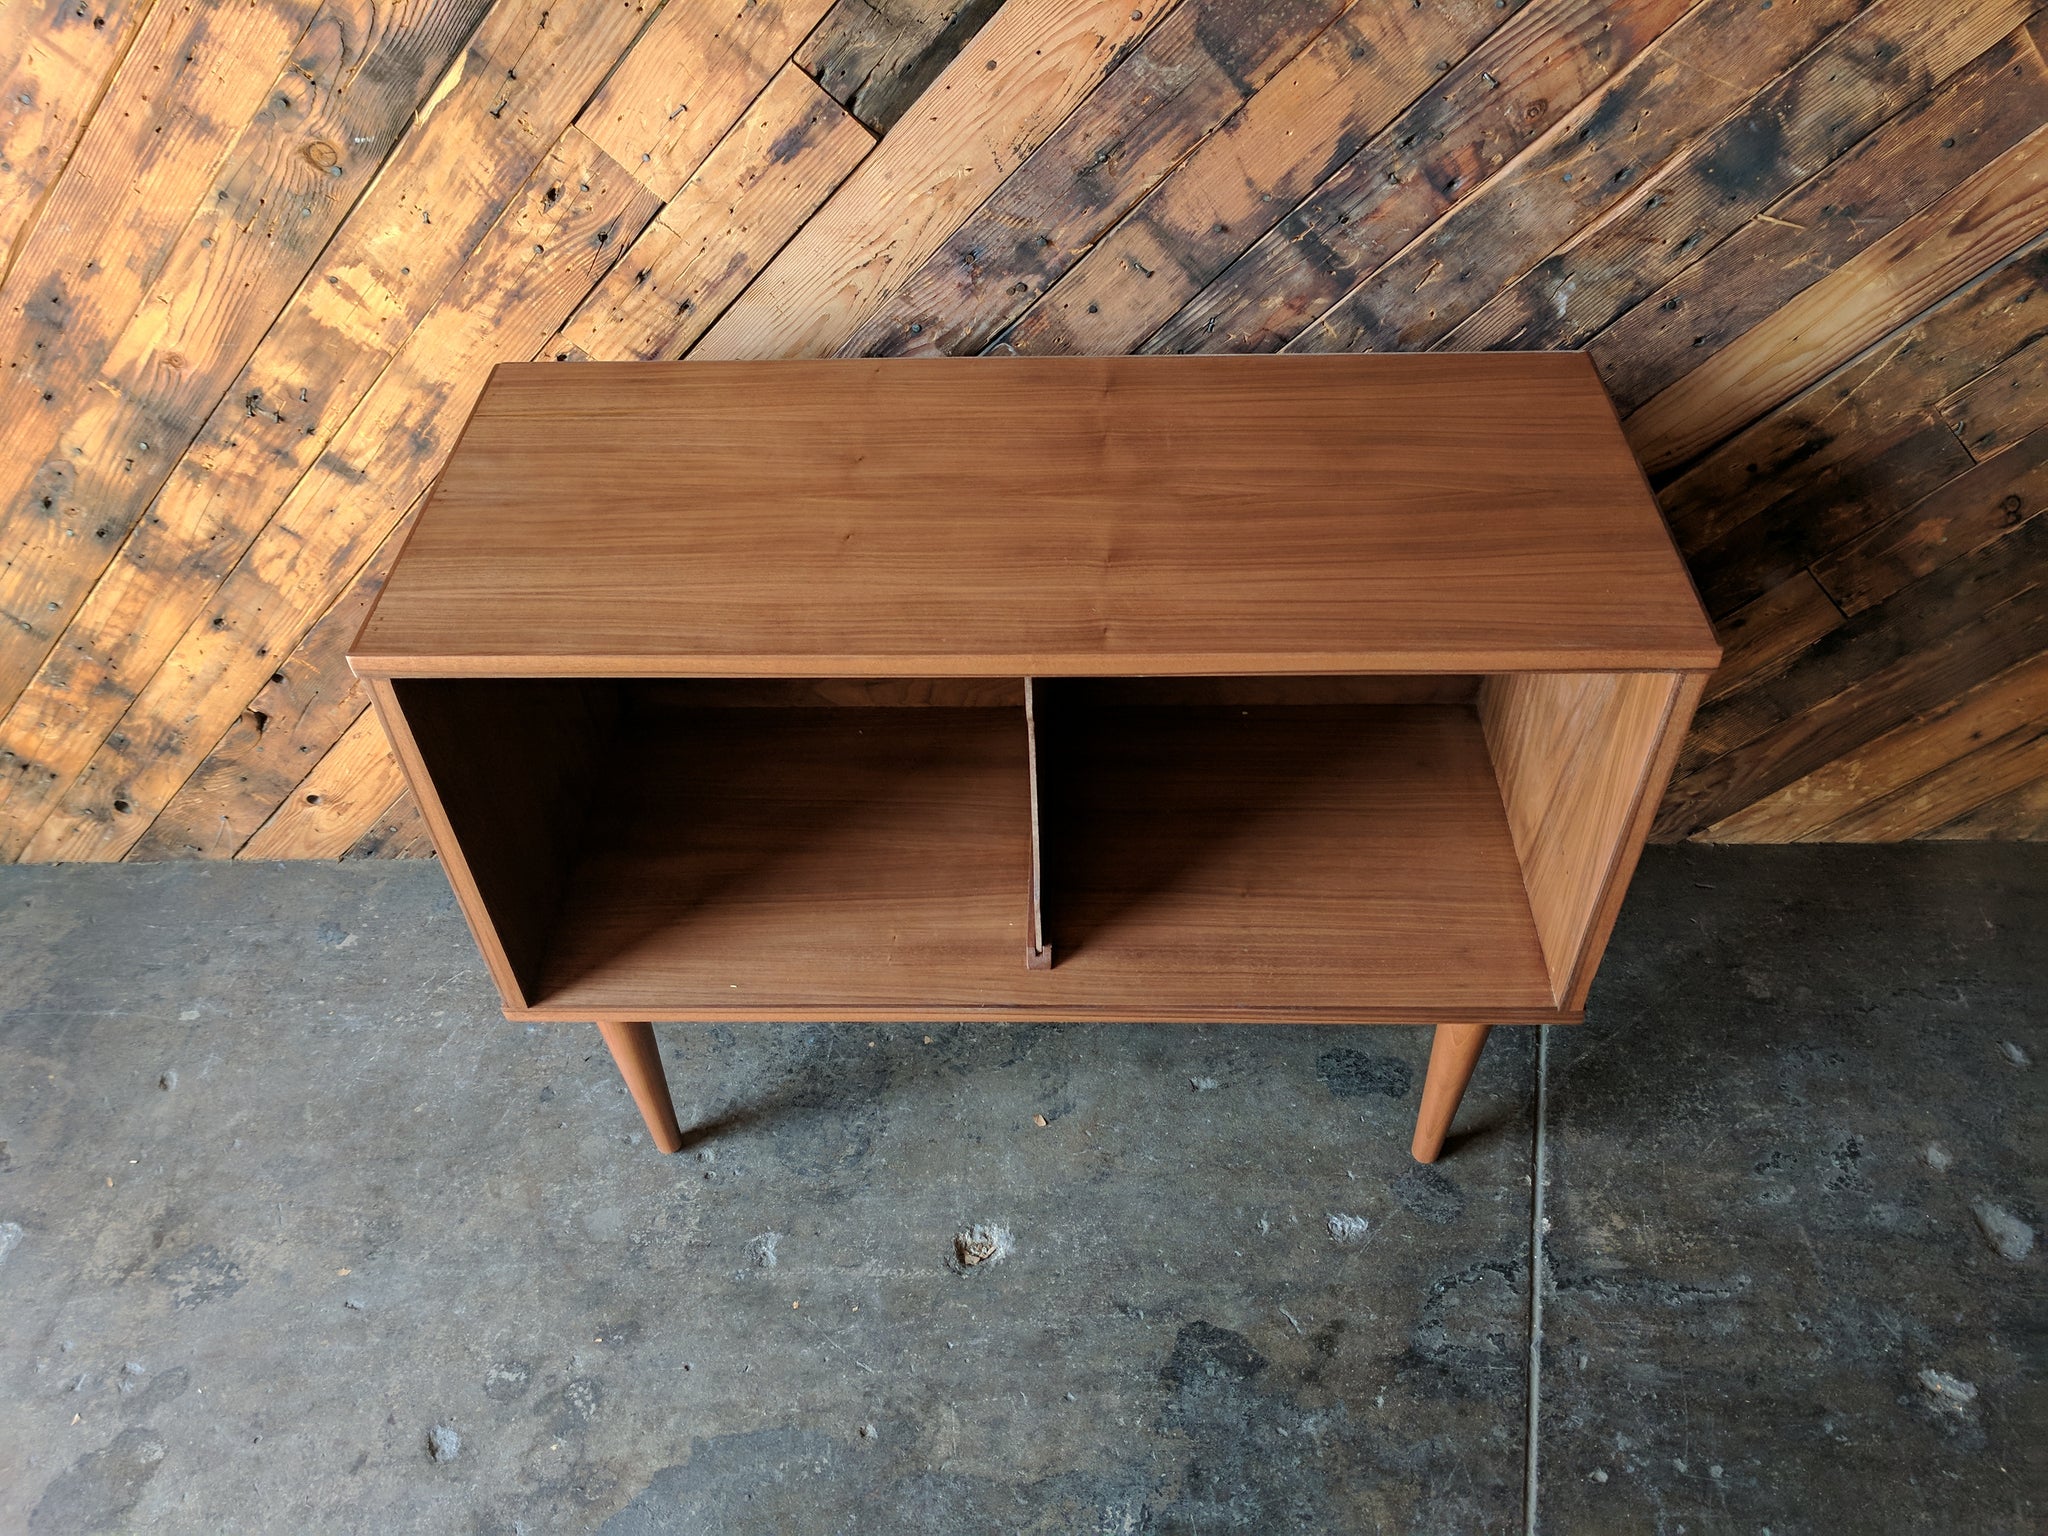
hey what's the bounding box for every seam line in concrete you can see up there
[1523,1022,1550,1536]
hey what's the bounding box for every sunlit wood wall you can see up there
[1,0,2043,862]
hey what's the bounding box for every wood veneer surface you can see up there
[351,356,1720,678]
[1480,671,1685,1001]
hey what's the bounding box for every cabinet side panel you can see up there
[1481,672,1682,1003]
[365,678,527,1009]
[386,678,620,1005]
[1558,672,1706,1010]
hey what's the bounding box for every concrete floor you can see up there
[0,848,2040,1535]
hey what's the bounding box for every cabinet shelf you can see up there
[388,678,1565,1024]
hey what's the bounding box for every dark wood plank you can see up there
[350,355,1719,678]
[838,0,1354,358]
[795,0,1009,135]
[1657,514,2048,837]
[1461,13,2045,367]
[1037,0,1665,358]
[1687,508,2048,766]
[1685,413,1976,618]
[1591,26,2048,409]
[1939,332,2048,460]
[1288,0,1921,358]
[1144,0,1835,357]
[1919,774,2048,839]
[1812,426,2048,616]
[1623,120,2048,475]
[689,0,1163,359]
[1655,238,2048,556]
[1701,573,1844,707]
[1703,652,2048,840]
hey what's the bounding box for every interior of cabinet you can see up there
[380,671,1681,1022]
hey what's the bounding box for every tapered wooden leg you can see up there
[1411,1023,1492,1164]
[597,1021,683,1154]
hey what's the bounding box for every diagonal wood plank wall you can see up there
[0,0,2043,863]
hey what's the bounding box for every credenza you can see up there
[349,355,1719,1161]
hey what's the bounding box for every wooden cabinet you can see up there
[349,356,1718,1160]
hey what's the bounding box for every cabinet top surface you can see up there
[351,355,1720,676]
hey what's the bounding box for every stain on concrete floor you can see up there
[0,848,2039,1533]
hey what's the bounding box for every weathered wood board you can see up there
[0,0,2041,860]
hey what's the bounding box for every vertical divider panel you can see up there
[1478,672,1687,1006]
[1024,677,1052,970]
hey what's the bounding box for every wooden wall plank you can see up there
[1811,425,2048,616]
[689,0,1164,359]
[0,0,158,274]
[997,0,1523,356]
[796,0,1008,136]
[341,790,433,858]
[237,702,405,860]
[1448,8,2044,361]
[13,127,657,862]
[1685,507,2048,769]
[0,0,316,451]
[0,0,494,711]
[1703,572,1845,707]
[129,503,417,858]
[1657,239,2048,559]
[0,0,657,746]
[1939,331,2048,459]
[0,0,786,853]
[208,70,875,858]
[1626,121,2048,473]
[1287,0,1901,356]
[0,0,2040,855]
[157,66,876,861]
[1919,775,2048,839]
[558,65,872,362]
[0,0,320,671]
[1656,515,2048,838]
[1140,0,1776,358]
[1806,723,2048,842]
[1702,652,2048,841]
[838,0,1355,359]
[578,0,836,201]
[1587,31,2048,412]
[1686,414,1977,618]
